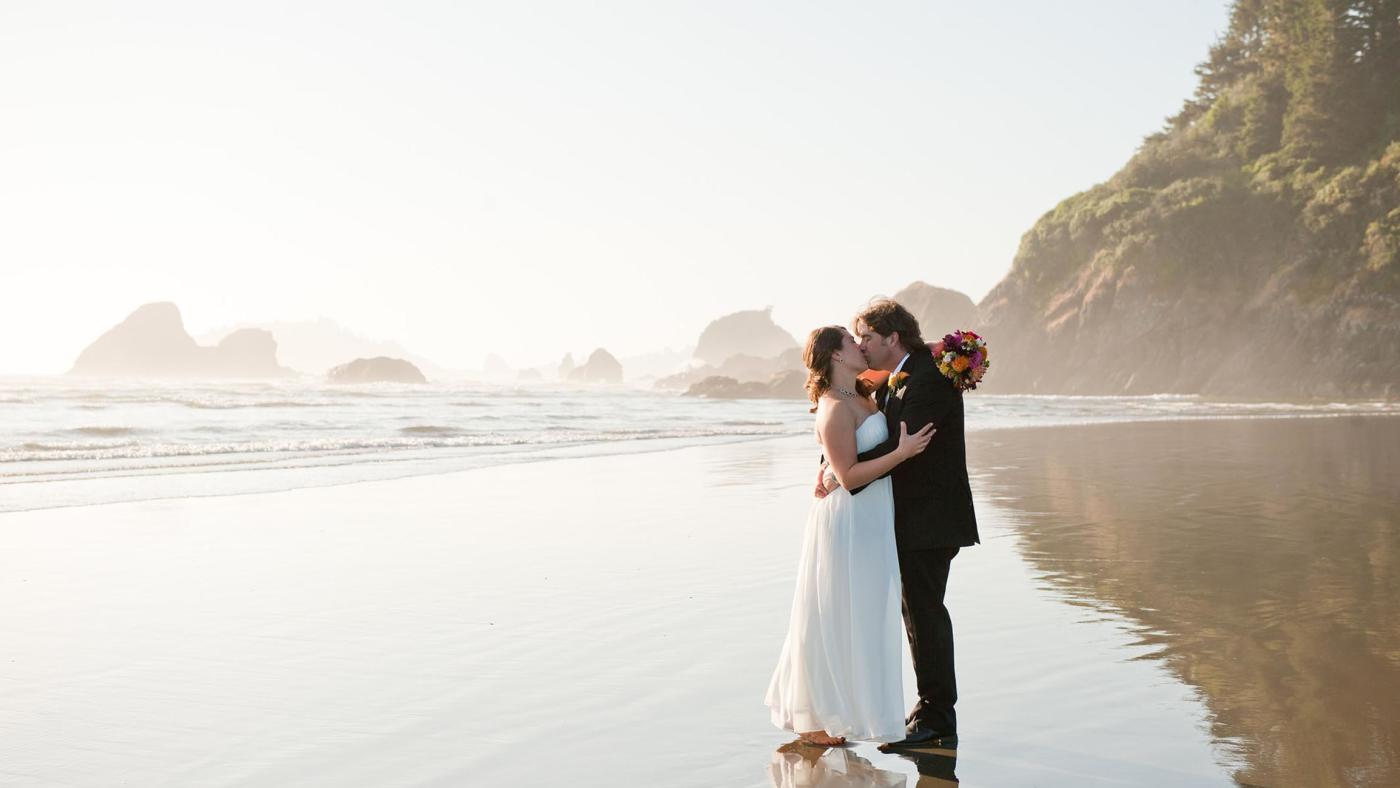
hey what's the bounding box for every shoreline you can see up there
[7,410,1400,517]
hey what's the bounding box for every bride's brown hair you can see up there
[804,326,876,413]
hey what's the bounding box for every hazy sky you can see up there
[1,1,1229,373]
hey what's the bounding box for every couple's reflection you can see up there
[768,740,958,787]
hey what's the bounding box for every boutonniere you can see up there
[888,371,911,397]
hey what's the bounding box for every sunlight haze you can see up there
[0,1,1229,373]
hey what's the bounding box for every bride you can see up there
[765,325,933,746]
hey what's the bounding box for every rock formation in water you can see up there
[197,317,443,378]
[70,302,291,378]
[213,328,288,377]
[976,0,1400,397]
[693,308,798,367]
[567,348,623,383]
[658,349,805,391]
[558,353,576,379]
[683,368,806,400]
[326,356,427,383]
[617,346,693,382]
[656,307,807,395]
[892,282,978,340]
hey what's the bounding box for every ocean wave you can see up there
[399,425,464,436]
[18,440,142,454]
[66,426,142,437]
[0,426,799,465]
[178,399,333,410]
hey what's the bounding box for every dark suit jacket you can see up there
[850,348,979,552]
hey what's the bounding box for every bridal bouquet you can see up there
[932,330,989,391]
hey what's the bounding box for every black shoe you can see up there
[877,723,957,751]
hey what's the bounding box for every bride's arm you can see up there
[822,466,841,492]
[817,404,933,492]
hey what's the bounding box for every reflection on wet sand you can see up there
[768,741,958,787]
[895,747,959,787]
[970,417,1400,788]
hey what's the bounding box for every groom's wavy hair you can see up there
[853,299,925,354]
[804,326,878,413]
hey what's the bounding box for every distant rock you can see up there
[891,282,978,339]
[327,356,427,384]
[558,353,576,379]
[661,309,803,391]
[618,346,693,382]
[198,317,443,378]
[685,376,773,398]
[655,347,804,391]
[706,353,779,382]
[70,302,292,378]
[567,348,623,383]
[683,369,807,400]
[769,368,807,399]
[694,308,798,366]
[213,328,288,377]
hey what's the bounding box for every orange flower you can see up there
[951,355,970,373]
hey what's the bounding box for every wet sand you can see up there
[968,416,1400,788]
[2,417,1395,786]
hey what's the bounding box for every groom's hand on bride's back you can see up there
[813,464,830,499]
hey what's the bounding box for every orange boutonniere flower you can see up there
[888,371,910,393]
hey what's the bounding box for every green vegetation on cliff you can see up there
[980,0,1400,396]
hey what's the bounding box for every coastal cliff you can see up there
[976,0,1400,397]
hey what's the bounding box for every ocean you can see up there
[3,376,1396,513]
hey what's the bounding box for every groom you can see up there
[816,298,980,749]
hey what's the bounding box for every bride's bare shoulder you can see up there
[814,395,856,428]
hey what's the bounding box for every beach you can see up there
[3,415,1396,786]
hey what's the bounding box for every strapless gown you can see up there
[764,412,905,742]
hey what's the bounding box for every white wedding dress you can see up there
[765,411,905,742]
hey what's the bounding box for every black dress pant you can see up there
[898,546,960,733]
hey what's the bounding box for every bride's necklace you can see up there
[833,385,859,398]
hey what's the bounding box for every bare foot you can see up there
[798,729,847,746]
